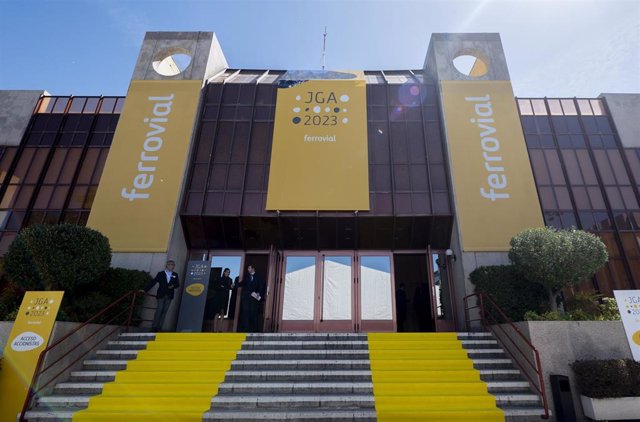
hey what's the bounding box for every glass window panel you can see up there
[14,185,34,208]
[43,149,67,184]
[0,185,17,208]
[589,135,603,148]
[394,165,410,191]
[76,149,99,184]
[432,192,450,214]
[545,212,562,229]
[34,185,54,208]
[37,98,55,114]
[594,212,612,230]
[561,150,583,184]
[226,164,244,190]
[231,123,250,162]
[360,256,392,320]
[531,100,547,115]
[68,185,87,209]
[547,99,563,115]
[587,187,606,209]
[90,149,109,184]
[570,135,586,148]
[83,186,97,209]
[518,99,533,115]
[322,256,352,320]
[430,164,447,190]
[99,98,117,113]
[577,99,593,115]
[580,211,597,230]
[539,187,556,209]
[282,256,316,320]
[576,150,597,184]
[590,99,605,115]
[560,100,577,115]
[582,116,598,133]
[610,259,631,289]
[245,164,264,190]
[208,165,227,190]
[594,150,615,184]
[49,186,70,209]
[69,98,86,113]
[598,232,620,257]
[554,187,572,209]
[114,97,125,114]
[607,150,630,184]
[530,150,550,184]
[185,192,203,214]
[375,165,392,191]
[614,211,632,230]
[556,135,571,148]
[0,147,17,184]
[543,150,566,185]
[411,165,428,190]
[53,98,69,113]
[606,187,624,210]
[631,212,640,230]
[572,187,589,209]
[596,117,612,134]
[560,212,577,228]
[83,98,99,114]
[620,233,640,258]
[24,149,49,184]
[601,135,616,148]
[58,148,82,184]
[541,134,555,148]
[537,117,552,133]
[621,186,639,209]
[526,134,541,148]
[189,164,208,191]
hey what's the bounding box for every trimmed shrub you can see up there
[525,294,620,321]
[469,265,548,322]
[4,224,111,291]
[572,359,640,398]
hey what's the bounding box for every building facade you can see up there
[0,32,638,332]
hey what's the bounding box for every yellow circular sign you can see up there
[186,283,205,297]
[632,330,640,346]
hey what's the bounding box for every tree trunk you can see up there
[548,288,558,312]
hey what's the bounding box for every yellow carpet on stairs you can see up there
[368,333,504,422]
[72,333,245,422]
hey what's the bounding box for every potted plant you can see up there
[572,359,640,420]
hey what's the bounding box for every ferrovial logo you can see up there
[466,94,510,202]
[121,94,174,202]
[11,331,44,352]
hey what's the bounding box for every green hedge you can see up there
[469,265,548,322]
[572,359,640,398]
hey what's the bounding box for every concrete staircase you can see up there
[23,331,546,421]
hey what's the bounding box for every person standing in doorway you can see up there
[236,265,265,333]
[144,260,180,332]
[211,268,233,332]
[414,282,432,332]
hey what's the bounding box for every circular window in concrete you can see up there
[152,47,192,76]
[453,54,488,77]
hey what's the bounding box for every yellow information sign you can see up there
[266,72,369,210]
[441,81,544,251]
[0,291,64,421]
[87,80,202,252]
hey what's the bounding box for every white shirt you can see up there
[165,270,172,284]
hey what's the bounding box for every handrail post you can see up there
[534,349,550,419]
[478,293,487,330]
[125,291,137,332]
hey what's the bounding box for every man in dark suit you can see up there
[236,265,265,333]
[144,260,180,332]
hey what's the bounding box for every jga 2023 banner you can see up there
[614,290,640,361]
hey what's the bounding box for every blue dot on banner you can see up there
[334,107,340,113]
[292,117,301,124]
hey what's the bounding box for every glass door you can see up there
[358,253,395,332]
[318,254,355,332]
[279,254,317,332]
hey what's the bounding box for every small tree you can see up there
[509,227,608,312]
[4,224,111,291]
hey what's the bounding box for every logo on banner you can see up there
[11,332,44,352]
[186,283,205,296]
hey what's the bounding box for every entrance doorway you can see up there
[393,254,433,332]
[277,251,395,332]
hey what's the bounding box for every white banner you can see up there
[613,290,640,361]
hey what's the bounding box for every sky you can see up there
[0,0,639,97]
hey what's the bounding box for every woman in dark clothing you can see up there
[212,268,233,332]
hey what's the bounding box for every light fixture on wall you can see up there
[445,248,456,262]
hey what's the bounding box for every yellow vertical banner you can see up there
[441,81,543,251]
[0,291,64,421]
[87,80,202,252]
[266,72,369,210]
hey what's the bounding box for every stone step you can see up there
[69,371,116,382]
[235,349,370,360]
[117,332,156,341]
[210,394,375,409]
[83,359,128,371]
[502,406,547,417]
[94,350,139,360]
[203,409,377,421]
[486,381,533,394]
[472,358,514,369]
[217,382,374,395]
[494,393,541,406]
[241,341,369,350]
[465,349,507,359]
[479,369,522,381]
[23,410,74,422]
[231,360,371,371]
[105,340,148,350]
[37,396,89,408]
[225,370,372,382]
[460,339,499,349]
[53,382,104,395]
[457,332,494,339]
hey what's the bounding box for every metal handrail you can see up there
[19,290,153,422]
[463,292,550,419]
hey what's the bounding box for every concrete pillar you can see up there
[0,90,46,146]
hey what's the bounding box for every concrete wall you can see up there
[0,90,45,146]
[599,93,640,148]
[495,321,632,422]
